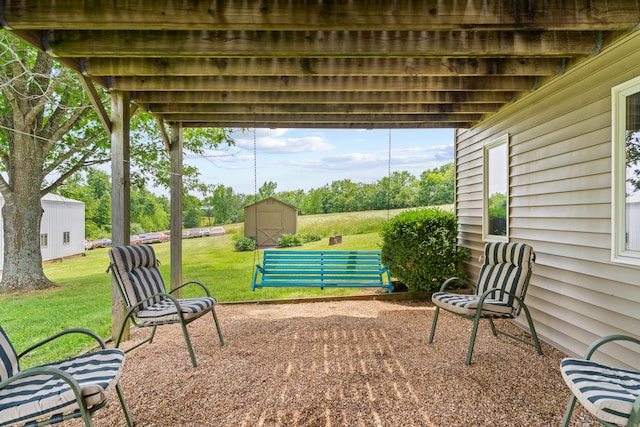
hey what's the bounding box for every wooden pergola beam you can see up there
[131,90,516,104]
[4,0,639,31]
[180,121,473,129]
[82,57,565,77]
[111,76,536,92]
[77,72,111,133]
[45,30,598,58]
[147,103,501,115]
[163,113,483,123]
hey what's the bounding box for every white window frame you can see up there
[40,233,48,248]
[63,231,71,245]
[483,134,509,242]
[612,76,640,267]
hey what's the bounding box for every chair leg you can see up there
[519,302,543,355]
[488,318,498,336]
[560,394,577,427]
[115,382,134,427]
[178,319,198,368]
[114,318,130,348]
[148,325,158,344]
[428,306,440,344]
[466,313,483,366]
[211,307,225,346]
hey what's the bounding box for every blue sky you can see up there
[185,128,455,195]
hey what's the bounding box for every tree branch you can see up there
[24,76,62,129]
[41,151,110,196]
[42,133,103,176]
[42,105,91,153]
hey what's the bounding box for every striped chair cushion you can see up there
[0,348,125,427]
[109,245,167,312]
[475,242,533,315]
[136,296,217,324]
[560,357,640,426]
[0,327,18,381]
[431,293,515,316]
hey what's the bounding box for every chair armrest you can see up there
[170,280,212,297]
[438,277,462,292]
[583,334,640,360]
[17,328,107,360]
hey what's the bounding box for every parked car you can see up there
[130,235,142,245]
[84,239,93,250]
[201,228,210,237]
[187,228,203,238]
[140,232,169,244]
[210,226,226,236]
[92,238,112,248]
[181,230,189,239]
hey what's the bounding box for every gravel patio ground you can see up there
[65,298,597,427]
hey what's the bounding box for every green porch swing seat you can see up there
[108,245,224,368]
[428,241,542,365]
[0,326,132,427]
[560,334,640,427]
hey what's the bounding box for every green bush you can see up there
[299,230,322,243]
[234,236,257,251]
[276,233,303,248]
[380,207,469,292]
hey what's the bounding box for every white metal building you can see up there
[0,194,85,270]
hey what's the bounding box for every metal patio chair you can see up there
[428,241,542,365]
[560,334,640,427]
[108,245,224,368]
[0,326,132,427]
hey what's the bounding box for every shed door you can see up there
[258,211,283,247]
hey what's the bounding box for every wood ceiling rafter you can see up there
[43,29,600,58]
[131,90,517,104]
[108,76,538,92]
[4,1,640,31]
[146,103,501,115]
[82,57,566,77]
[2,0,639,129]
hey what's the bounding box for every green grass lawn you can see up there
[3,206,448,366]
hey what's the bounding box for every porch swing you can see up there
[249,126,394,293]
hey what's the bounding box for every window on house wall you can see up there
[483,134,509,241]
[40,233,48,247]
[612,76,640,266]
[63,231,70,245]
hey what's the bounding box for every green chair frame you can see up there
[561,334,640,427]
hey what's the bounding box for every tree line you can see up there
[59,163,454,239]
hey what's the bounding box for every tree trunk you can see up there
[0,132,53,292]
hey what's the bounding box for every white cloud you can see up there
[234,129,334,154]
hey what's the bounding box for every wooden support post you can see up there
[169,123,183,295]
[110,91,131,342]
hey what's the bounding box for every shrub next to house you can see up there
[380,207,469,292]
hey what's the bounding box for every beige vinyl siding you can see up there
[455,31,640,369]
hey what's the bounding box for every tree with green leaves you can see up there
[0,35,111,291]
[0,33,233,292]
